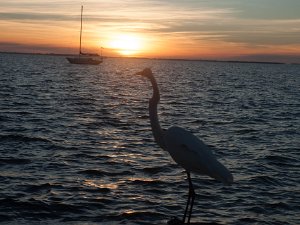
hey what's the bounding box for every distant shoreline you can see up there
[1,51,298,65]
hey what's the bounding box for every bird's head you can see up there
[135,68,153,79]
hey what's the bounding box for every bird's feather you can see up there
[164,126,233,184]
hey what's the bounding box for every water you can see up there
[0,53,299,224]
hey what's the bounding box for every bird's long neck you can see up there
[148,75,165,149]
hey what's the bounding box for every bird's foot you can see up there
[167,217,183,225]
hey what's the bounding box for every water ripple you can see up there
[0,54,299,224]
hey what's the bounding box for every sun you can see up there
[109,34,143,56]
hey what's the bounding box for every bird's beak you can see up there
[135,70,143,75]
[135,68,152,77]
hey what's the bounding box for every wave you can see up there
[249,175,281,186]
[129,178,167,186]
[120,210,165,220]
[264,155,299,164]
[140,165,171,174]
[0,134,52,144]
[25,183,63,193]
[0,157,31,165]
[78,169,134,177]
[0,197,85,216]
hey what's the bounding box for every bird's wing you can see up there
[164,126,215,172]
[164,126,233,184]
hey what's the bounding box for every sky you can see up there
[0,0,300,63]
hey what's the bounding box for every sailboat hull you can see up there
[67,57,102,65]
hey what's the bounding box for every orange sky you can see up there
[0,0,300,63]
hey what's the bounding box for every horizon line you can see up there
[1,51,299,65]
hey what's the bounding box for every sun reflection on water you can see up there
[83,179,118,190]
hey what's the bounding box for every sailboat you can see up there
[67,6,103,65]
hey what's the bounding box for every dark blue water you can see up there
[0,53,299,224]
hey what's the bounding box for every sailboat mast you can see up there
[79,5,83,55]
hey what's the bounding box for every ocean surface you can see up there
[0,53,299,225]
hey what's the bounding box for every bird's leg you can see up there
[187,173,195,224]
[182,172,191,223]
[182,171,195,224]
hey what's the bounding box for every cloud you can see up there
[0,12,140,23]
[0,41,74,54]
[0,12,76,21]
[1,0,299,62]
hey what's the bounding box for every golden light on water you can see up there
[108,34,143,56]
[83,179,118,190]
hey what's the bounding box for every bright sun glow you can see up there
[108,34,143,55]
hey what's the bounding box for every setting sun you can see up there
[108,34,143,56]
[0,1,299,63]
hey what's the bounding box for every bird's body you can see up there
[136,68,233,224]
[165,126,233,184]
